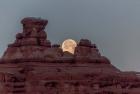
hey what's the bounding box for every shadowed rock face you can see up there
[0,17,140,94]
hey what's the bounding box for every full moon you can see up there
[62,39,77,54]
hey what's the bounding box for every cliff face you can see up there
[0,17,140,94]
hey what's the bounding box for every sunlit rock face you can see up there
[0,17,140,94]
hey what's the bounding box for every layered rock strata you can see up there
[0,17,139,94]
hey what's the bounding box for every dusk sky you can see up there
[0,0,140,71]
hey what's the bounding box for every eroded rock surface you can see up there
[0,17,140,94]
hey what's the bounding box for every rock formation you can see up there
[0,17,140,94]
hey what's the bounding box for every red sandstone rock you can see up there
[78,39,92,47]
[0,17,140,94]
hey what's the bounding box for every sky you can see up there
[0,0,140,71]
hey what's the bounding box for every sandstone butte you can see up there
[0,17,140,94]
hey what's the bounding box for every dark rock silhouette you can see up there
[0,17,140,94]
